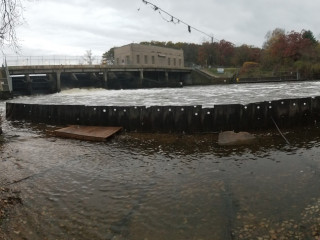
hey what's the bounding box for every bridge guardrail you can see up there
[4,56,105,66]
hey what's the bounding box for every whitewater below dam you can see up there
[8,81,320,107]
[1,82,320,239]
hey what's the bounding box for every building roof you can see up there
[115,43,183,53]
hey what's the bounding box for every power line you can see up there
[141,0,217,43]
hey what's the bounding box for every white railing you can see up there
[4,55,105,66]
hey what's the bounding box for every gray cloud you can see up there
[3,0,319,57]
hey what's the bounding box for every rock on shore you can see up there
[218,131,256,146]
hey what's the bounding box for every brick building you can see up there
[114,43,184,67]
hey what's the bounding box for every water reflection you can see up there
[2,111,320,239]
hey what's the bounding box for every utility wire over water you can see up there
[141,0,216,42]
[2,84,320,239]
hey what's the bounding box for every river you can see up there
[1,83,320,239]
[8,81,320,107]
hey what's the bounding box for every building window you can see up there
[173,58,176,66]
[168,58,171,66]
[152,56,155,64]
[136,55,140,64]
[179,59,182,66]
[144,55,148,64]
[116,58,119,65]
[125,56,130,65]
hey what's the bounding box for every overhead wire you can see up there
[141,0,218,43]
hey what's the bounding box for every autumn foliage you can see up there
[263,29,317,65]
[239,62,259,75]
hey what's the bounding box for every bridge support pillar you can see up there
[165,71,169,83]
[139,69,144,87]
[103,70,108,89]
[25,74,32,95]
[56,71,61,92]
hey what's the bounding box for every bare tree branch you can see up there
[83,50,95,65]
[0,0,24,51]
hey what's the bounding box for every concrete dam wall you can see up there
[6,96,320,133]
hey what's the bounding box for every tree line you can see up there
[103,28,319,77]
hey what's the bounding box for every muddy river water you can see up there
[1,83,320,239]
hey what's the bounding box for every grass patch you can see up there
[238,68,297,78]
[205,67,239,78]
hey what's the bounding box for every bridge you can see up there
[0,56,194,96]
[8,64,191,92]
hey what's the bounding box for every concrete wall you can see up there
[0,67,13,99]
[189,69,232,86]
[6,96,320,133]
[114,44,184,68]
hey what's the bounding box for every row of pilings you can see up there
[5,96,320,133]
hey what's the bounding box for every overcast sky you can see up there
[3,0,320,57]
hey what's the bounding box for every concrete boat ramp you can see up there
[54,125,123,141]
